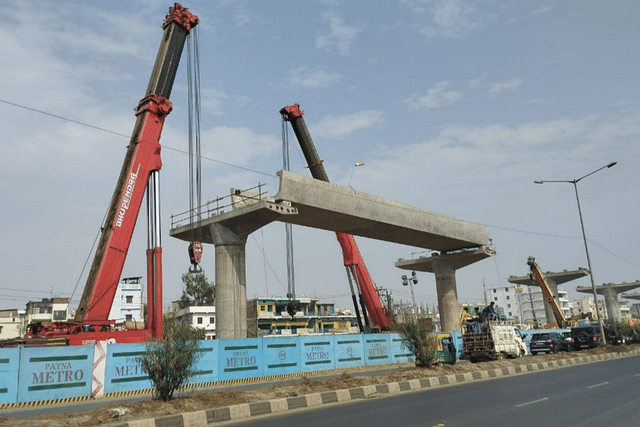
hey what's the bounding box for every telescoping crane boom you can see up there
[280,104,392,331]
[18,4,199,346]
[527,256,566,328]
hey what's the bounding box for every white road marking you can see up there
[515,397,548,407]
[587,382,609,389]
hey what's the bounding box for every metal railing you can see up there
[170,182,268,229]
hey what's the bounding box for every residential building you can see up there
[485,284,570,326]
[0,309,24,340]
[175,305,216,340]
[247,297,358,336]
[108,276,144,324]
[24,298,71,326]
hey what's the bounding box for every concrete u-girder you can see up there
[508,268,589,325]
[395,246,496,333]
[576,281,640,322]
[170,170,490,338]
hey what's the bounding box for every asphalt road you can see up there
[224,355,640,427]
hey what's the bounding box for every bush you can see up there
[603,320,636,345]
[140,317,205,401]
[398,319,439,367]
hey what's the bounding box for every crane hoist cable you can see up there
[281,113,296,301]
[187,25,203,273]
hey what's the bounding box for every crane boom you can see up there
[2,4,200,347]
[280,104,392,331]
[527,256,566,327]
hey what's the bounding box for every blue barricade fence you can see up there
[0,333,415,405]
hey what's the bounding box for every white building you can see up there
[486,284,570,326]
[0,309,24,340]
[108,277,144,324]
[25,298,72,326]
[175,305,216,339]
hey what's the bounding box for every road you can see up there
[224,355,640,427]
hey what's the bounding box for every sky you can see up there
[1,0,639,317]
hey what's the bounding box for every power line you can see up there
[0,98,275,178]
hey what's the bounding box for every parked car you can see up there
[571,325,602,350]
[561,331,574,352]
[529,332,564,355]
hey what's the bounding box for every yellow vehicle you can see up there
[435,332,457,365]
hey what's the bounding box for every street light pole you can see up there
[402,271,419,321]
[534,161,616,344]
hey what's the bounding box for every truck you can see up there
[280,104,392,332]
[1,3,199,347]
[462,321,528,362]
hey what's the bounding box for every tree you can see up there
[398,318,439,367]
[140,316,205,401]
[180,272,215,307]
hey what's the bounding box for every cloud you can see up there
[310,110,385,140]
[285,67,342,89]
[488,78,524,94]
[402,0,490,40]
[200,126,280,166]
[316,10,364,55]
[403,81,463,110]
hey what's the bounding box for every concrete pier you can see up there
[508,268,589,325]
[170,170,491,338]
[395,246,496,333]
[576,281,640,322]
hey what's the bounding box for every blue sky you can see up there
[1,0,639,315]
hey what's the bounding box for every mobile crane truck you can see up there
[2,4,199,347]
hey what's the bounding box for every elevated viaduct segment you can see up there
[577,281,640,322]
[170,170,490,338]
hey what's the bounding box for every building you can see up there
[108,276,144,324]
[0,309,24,340]
[175,305,216,340]
[246,297,358,336]
[24,298,72,326]
[486,284,570,326]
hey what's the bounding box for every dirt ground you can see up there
[1,344,636,427]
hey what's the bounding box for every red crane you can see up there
[13,4,199,346]
[280,104,392,331]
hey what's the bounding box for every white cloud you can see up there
[310,110,385,140]
[316,10,364,55]
[286,67,342,89]
[488,78,524,94]
[402,0,489,40]
[200,126,280,166]
[403,81,463,110]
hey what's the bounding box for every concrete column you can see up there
[432,260,458,334]
[602,287,620,322]
[210,223,248,339]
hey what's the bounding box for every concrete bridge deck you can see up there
[170,170,489,251]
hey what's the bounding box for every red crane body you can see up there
[14,4,199,346]
[280,104,392,331]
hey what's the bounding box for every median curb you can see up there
[106,348,640,426]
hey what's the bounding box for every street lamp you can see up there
[535,161,617,344]
[402,271,419,321]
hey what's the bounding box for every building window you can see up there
[209,317,215,324]
[53,310,66,321]
[505,288,509,292]
[506,296,510,300]
[197,317,203,324]
[260,305,266,311]
[126,314,133,322]
[493,289,496,293]
[494,297,498,301]
[126,295,133,304]
[507,304,511,308]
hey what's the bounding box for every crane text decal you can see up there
[115,164,141,228]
